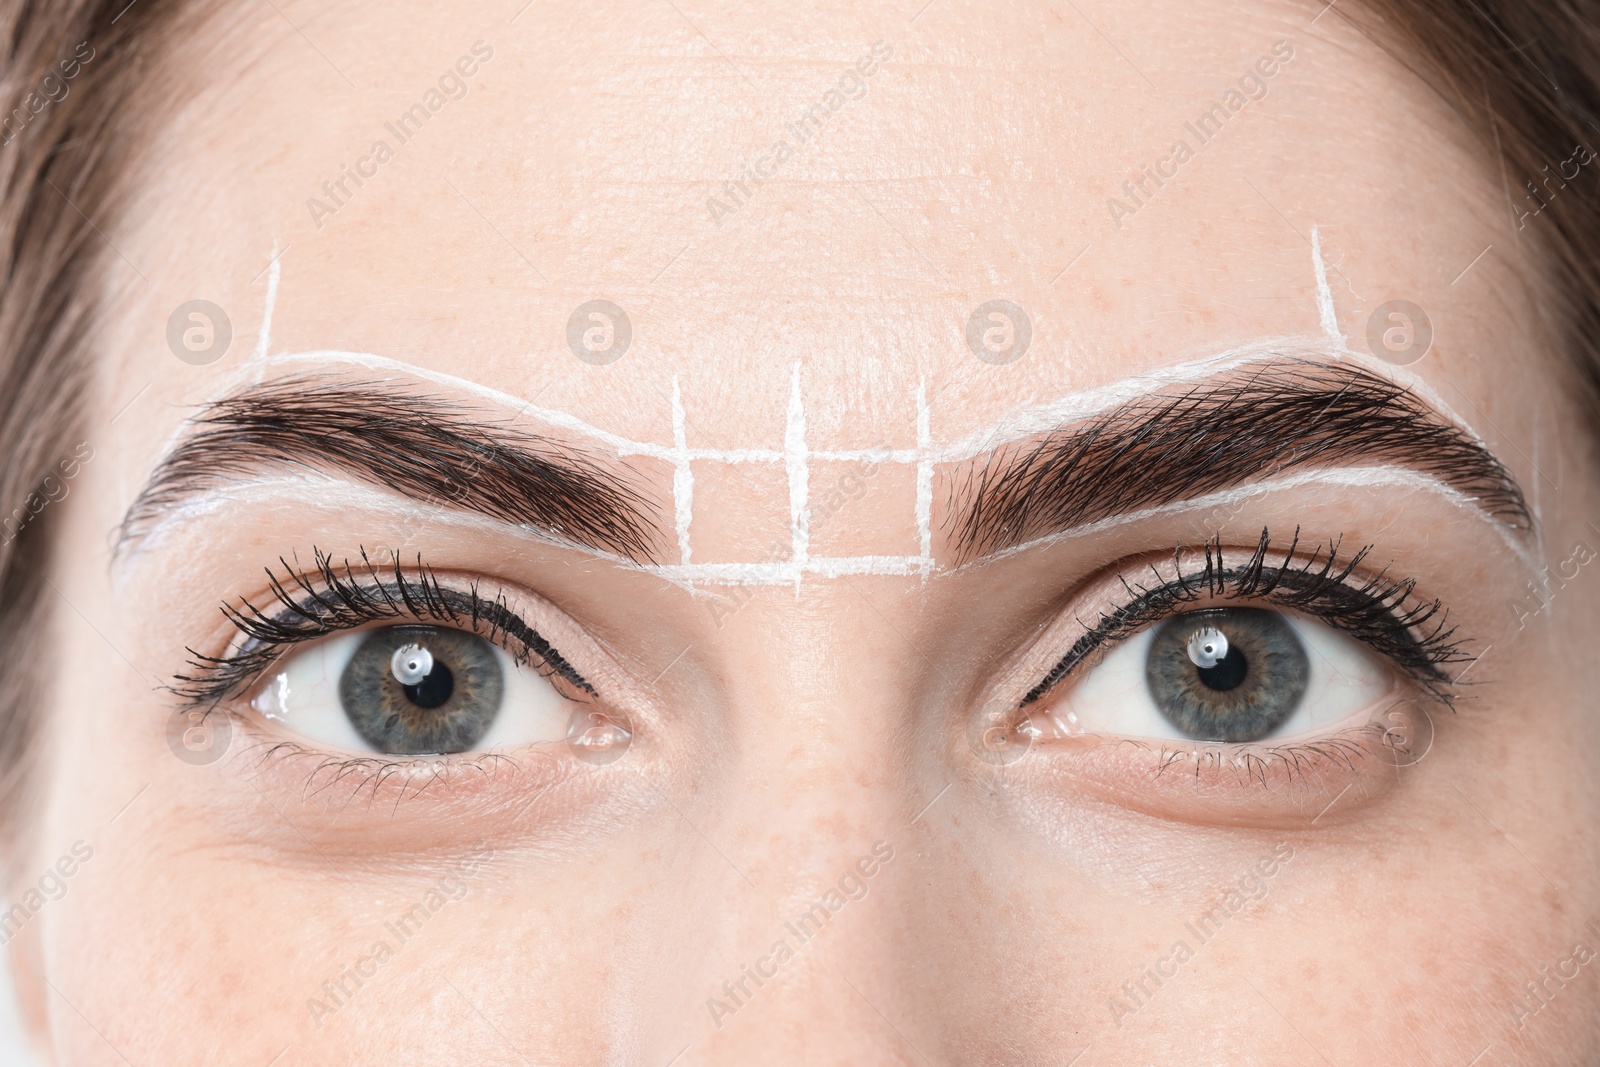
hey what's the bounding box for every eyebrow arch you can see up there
[947,359,1532,562]
[117,375,663,563]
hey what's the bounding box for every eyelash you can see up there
[1020,526,1473,709]
[174,531,1460,801]
[173,547,595,710]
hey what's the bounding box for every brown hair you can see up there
[1355,0,1600,387]
[0,0,234,851]
[0,0,1593,851]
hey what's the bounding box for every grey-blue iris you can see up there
[1144,608,1310,742]
[337,625,505,754]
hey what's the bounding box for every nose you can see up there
[685,842,917,1065]
[633,582,942,1065]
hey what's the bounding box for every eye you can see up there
[1032,606,1397,745]
[250,623,577,755]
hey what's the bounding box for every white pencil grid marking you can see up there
[249,241,282,383]
[655,361,933,585]
[915,378,933,580]
[1310,224,1341,343]
[670,376,694,565]
[785,363,811,587]
[237,224,1502,587]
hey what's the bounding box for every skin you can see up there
[9,0,1600,1062]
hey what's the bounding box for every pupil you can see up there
[402,660,455,709]
[1196,644,1248,691]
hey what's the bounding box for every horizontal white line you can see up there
[951,465,1541,576]
[249,340,1485,474]
[648,555,932,585]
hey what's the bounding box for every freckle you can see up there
[1546,886,1567,916]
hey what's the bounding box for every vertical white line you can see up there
[1310,225,1341,343]
[915,377,932,580]
[251,241,282,381]
[671,377,694,565]
[785,363,809,588]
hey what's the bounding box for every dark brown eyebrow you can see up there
[948,359,1532,561]
[118,375,663,562]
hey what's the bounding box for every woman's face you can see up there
[19,0,1600,1062]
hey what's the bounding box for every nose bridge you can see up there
[664,583,929,1063]
[687,841,914,1063]
[708,572,922,792]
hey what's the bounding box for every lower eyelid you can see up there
[214,710,599,827]
[1010,695,1436,827]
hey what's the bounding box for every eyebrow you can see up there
[947,359,1532,561]
[118,375,663,562]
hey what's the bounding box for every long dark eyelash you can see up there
[1019,526,1472,708]
[172,547,595,707]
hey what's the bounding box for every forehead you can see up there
[103,0,1526,463]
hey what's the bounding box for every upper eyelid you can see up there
[175,550,595,707]
[1019,532,1468,707]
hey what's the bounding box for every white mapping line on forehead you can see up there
[947,465,1543,578]
[108,473,925,593]
[930,335,1492,465]
[184,228,1525,592]
[237,350,917,465]
[649,556,925,584]
[671,376,693,565]
[923,236,1398,462]
[1311,225,1342,344]
[249,241,282,380]
[113,250,284,533]
[108,474,667,590]
[916,378,933,579]
[114,465,1540,595]
[785,363,809,589]
[245,343,1478,473]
